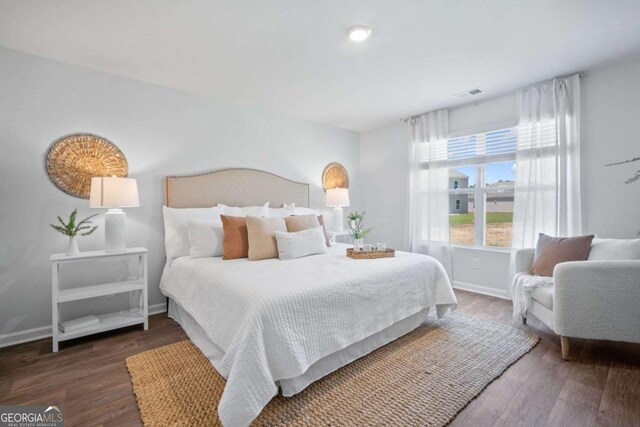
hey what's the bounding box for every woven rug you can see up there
[126,312,538,426]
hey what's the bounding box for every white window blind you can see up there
[445,127,517,167]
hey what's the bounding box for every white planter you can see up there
[66,236,80,256]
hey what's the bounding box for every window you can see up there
[447,127,517,248]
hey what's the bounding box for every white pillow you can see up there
[588,237,640,260]
[188,221,224,258]
[275,227,328,260]
[268,204,295,218]
[283,202,319,216]
[162,206,221,259]
[218,202,269,217]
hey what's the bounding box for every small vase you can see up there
[354,238,364,250]
[66,236,80,257]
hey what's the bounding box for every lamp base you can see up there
[330,206,344,232]
[105,208,127,253]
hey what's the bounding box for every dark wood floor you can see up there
[1,290,639,426]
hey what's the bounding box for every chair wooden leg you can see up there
[560,336,570,361]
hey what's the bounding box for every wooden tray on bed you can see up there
[346,248,395,259]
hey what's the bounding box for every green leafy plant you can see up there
[348,211,373,240]
[49,209,99,237]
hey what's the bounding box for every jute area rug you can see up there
[126,312,538,426]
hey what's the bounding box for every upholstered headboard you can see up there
[164,168,310,208]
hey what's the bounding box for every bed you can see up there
[160,168,458,427]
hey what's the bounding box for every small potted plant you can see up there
[348,211,373,249]
[50,209,99,256]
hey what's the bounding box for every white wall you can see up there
[582,56,640,238]
[359,122,408,251]
[360,54,640,297]
[0,47,361,345]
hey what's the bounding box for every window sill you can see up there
[449,244,512,254]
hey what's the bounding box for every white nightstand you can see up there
[326,230,351,244]
[50,247,148,352]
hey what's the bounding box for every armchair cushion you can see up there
[531,286,553,310]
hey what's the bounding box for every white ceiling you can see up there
[1,0,640,132]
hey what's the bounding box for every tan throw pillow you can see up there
[530,233,594,277]
[285,214,321,232]
[220,215,249,260]
[246,216,287,260]
[286,214,332,246]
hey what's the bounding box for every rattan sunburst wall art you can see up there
[322,162,349,191]
[46,133,128,199]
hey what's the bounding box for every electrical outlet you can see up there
[472,258,480,269]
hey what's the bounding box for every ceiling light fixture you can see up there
[347,25,371,42]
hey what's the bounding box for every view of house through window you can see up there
[447,128,516,247]
[484,162,515,246]
[448,166,475,245]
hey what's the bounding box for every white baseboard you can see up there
[453,281,511,300]
[0,302,168,349]
[149,302,168,315]
[0,325,52,349]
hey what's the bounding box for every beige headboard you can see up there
[164,168,310,208]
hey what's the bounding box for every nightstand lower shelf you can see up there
[58,309,145,341]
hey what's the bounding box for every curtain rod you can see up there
[400,72,585,123]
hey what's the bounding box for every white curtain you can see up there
[405,109,452,276]
[511,74,582,249]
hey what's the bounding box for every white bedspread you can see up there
[160,244,457,427]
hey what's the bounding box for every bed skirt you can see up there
[168,298,431,397]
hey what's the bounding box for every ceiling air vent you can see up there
[454,88,484,99]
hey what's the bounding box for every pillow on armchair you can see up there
[588,237,640,260]
[530,233,594,277]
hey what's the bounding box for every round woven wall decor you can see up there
[46,133,128,199]
[322,162,349,191]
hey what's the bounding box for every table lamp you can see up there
[90,176,139,252]
[325,188,350,232]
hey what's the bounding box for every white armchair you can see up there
[515,248,640,360]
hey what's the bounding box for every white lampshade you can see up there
[326,188,350,207]
[90,176,140,208]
